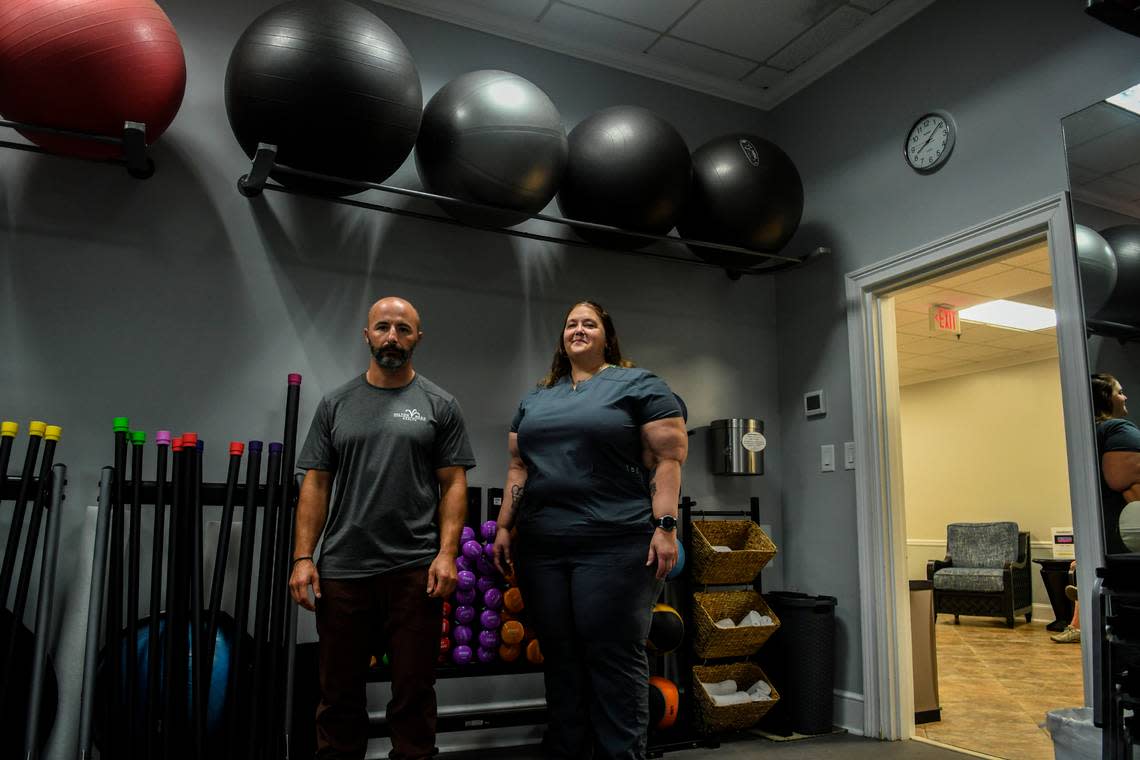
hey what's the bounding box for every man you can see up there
[290,296,475,760]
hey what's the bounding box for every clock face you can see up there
[905,112,955,172]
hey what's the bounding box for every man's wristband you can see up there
[293,556,314,567]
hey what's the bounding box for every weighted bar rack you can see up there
[0,119,154,178]
[235,142,828,279]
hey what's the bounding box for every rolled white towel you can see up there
[715,617,736,629]
[746,680,772,701]
[712,545,733,552]
[710,691,752,707]
[737,610,774,627]
[700,679,738,696]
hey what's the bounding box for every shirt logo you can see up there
[392,408,428,422]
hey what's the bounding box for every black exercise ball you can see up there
[646,603,685,654]
[225,0,422,196]
[556,105,691,248]
[415,69,566,227]
[1099,225,1140,327]
[1075,224,1118,319]
[678,134,803,269]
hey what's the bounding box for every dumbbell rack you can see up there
[645,496,766,757]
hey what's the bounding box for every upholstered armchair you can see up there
[926,522,1032,628]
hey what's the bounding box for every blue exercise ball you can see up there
[667,541,686,581]
[225,0,422,195]
[556,105,691,249]
[678,134,803,269]
[415,70,566,227]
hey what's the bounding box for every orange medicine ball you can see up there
[648,676,679,730]
[526,639,544,664]
[499,643,521,662]
[503,587,525,613]
[501,620,525,645]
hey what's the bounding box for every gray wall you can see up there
[1,1,788,754]
[769,0,1140,694]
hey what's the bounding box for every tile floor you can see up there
[914,615,1084,759]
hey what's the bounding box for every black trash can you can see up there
[756,591,837,736]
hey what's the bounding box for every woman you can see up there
[492,301,687,760]
[1091,373,1140,556]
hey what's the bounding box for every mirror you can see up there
[1062,83,1140,555]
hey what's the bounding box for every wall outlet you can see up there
[821,444,835,472]
[844,441,856,470]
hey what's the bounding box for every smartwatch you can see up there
[653,515,678,532]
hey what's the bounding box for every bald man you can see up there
[291,297,476,760]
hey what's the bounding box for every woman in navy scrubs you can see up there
[492,300,688,760]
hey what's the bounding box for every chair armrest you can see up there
[927,557,952,579]
[1008,532,1030,570]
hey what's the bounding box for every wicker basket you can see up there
[692,662,780,734]
[690,520,776,584]
[692,590,780,658]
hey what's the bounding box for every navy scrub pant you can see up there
[314,565,442,760]
[516,534,663,760]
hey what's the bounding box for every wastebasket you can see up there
[1046,707,1100,760]
[755,592,837,735]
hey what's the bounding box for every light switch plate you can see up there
[821,444,835,472]
[844,441,856,470]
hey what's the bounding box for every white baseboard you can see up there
[834,689,865,735]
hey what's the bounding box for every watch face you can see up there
[906,112,955,172]
[658,515,677,530]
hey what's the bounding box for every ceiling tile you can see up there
[937,343,1013,361]
[897,338,954,356]
[931,262,1012,290]
[1010,286,1054,308]
[649,36,759,79]
[1063,101,1140,149]
[672,0,844,61]
[540,3,659,53]
[1083,173,1140,204]
[975,331,1057,350]
[849,0,894,10]
[959,322,1020,345]
[743,65,788,89]
[954,268,1053,299]
[1068,164,1103,186]
[1066,124,1140,175]
[893,310,928,327]
[901,354,976,371]
[461,0,550,19]
[1000,243,1049,269]
[767,6,869,70]
[559,0,698,31]
[1108,163,1140,196]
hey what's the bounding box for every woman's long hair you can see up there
[540,300,634,388]
[1092,372,1119,422]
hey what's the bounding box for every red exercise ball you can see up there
[0,0,186,158]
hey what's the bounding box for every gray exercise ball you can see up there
[415,70,566,227]
[678,134,803,270]
[1099,225,1140,327]
[1075,224,1117,319]
[225,0,422,196]
[556,105,691,249]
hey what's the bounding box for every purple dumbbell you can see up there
[483,587,503,611]
[476,556,498,579]
[455,587,476,606]
[478,629,499,649]
[480,609,501,630]
[476,575,497,594]
[481,520,498,542]
[455,555,474,573]
[453,625,474,645]
[456,570,476,590]
[462,539,483,562]
[455,605,476,625]
[452,645,473,665]
[461,526,476,543]
[476,646,497,664]
[483,542,496,559]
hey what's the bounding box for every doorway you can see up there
[844,194,1102,743]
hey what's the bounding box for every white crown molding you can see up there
[371,0,936,112]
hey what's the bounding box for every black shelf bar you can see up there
[0,119,154,178]
[368,705,549,739]
[366,659,545,683]
[1087,318,1140,344]
[235,143,825,277]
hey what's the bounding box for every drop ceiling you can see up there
[374,0,936,109]
[1064,99,1140,220]
[891,240,1059,387]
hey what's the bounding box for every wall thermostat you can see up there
[804,390,826,418]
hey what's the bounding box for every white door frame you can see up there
[845,193,1103,739]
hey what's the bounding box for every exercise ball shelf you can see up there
[1086,317,1140,345]
[0,118,154,178]
[235,143,825,278]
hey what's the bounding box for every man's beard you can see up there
[372,342,413,369]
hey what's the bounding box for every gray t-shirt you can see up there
[297,374,476,579]
[510,366,681,538]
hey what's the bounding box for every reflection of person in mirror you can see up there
[1092,373,1140,554]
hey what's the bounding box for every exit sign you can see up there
[929,304,960,335]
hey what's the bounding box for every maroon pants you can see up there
[315,566,443,760]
